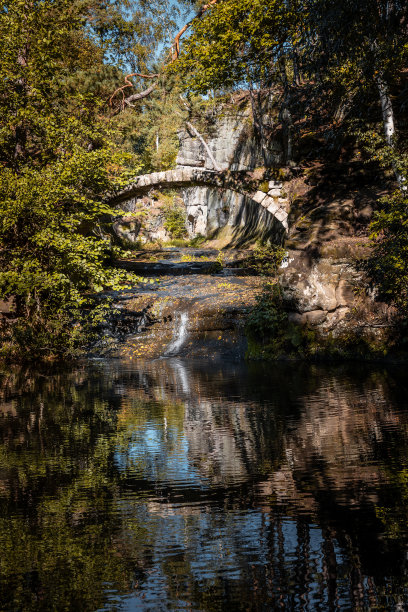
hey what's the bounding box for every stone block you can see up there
[176,157,205,167]
[269,180,283,189]
[288,312,303,324]
[260,196,274,209]
[274,209,288,223]
[279,252,340,313]
[267,202,279,215]
[174,168,184,182]
[301,310,328,325]
[252,191,267,204]
[268,188,281,197]
[112,217,141,245]
[323,307,350,330]
[181,167,193,182]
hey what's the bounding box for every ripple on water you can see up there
[1,359,408,610]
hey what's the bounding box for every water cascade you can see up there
[163,311,189,356]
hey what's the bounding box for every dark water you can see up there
[1,359,408,610]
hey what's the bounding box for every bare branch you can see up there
[109,0,219,110]
[125,82,158,106]
[172,0,218,61]
[109,72,159,109]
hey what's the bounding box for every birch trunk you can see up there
[375,71,406,190]
[279,64,293,164]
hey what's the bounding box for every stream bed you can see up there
[1,357,408,610]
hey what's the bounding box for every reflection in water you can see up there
[1,360,408,609]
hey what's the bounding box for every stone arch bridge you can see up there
[109,167,289,234]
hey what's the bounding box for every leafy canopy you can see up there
[0,0,143,359]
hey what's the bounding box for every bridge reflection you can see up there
[1,359,408,609]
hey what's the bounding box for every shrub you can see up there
[366,190,408,316]
[248,243,286,276]
[246,283,287,339]
[163,203,187,238]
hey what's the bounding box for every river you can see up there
[1,357,408,610]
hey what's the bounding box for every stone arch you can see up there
[108,168,289,238]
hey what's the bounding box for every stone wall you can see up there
[176,111,284,240]
[176,112,282,171]
[183,185,286,245]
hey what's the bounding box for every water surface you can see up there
[1,359,408,610]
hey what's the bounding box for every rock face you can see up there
[94,264,263,360]
[280,251,357,326]
[176,112,282,171]
[183,186,286,245]
[274,162,396,343]
[279,248,392,342]
[175,109,284,241]
[112,216,141,245]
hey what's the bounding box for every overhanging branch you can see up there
[109,0,219,110]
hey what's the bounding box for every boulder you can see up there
[279,250,355,314]
[112,216,141,245]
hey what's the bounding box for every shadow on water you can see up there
[1,359,408,610]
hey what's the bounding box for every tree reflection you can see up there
[1,360,408,609]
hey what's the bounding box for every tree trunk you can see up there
[279,63,293,164]
[185,121,221,171]
[375,70,406,190]
[248,87,269,166]
[125,82,158,106]
[280,105,293,164]
[14,46,29,163]
[292,49,301,85]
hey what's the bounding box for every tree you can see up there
[167,0,302,163]
[302,0,408,187]
[0,0,142,359]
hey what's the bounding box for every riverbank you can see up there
[86,245,406,365]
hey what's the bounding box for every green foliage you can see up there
[248,243,286,276]
[366,190,408,315]
[163,202,187,238]
[188,234,206,247]
[245,283,318,360]
[173,0,296,93]
[0,0,143,361]
[246,283,288,341]
[208,252,225,273]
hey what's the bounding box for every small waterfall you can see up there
[164,312,189,357]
